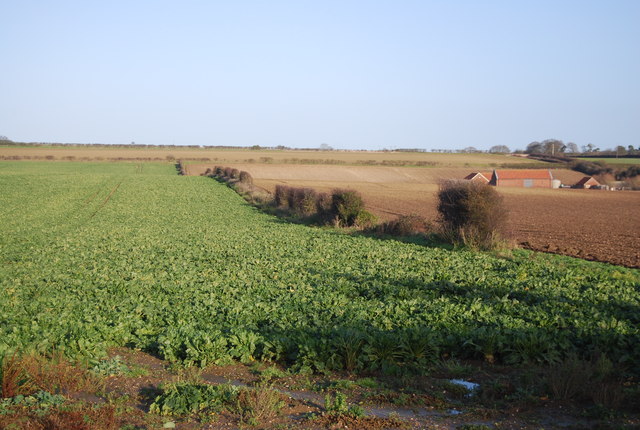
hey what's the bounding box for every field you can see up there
[187,163,640,268]
[1,160,639,428]
[0,144,547,168]
[577,157,640,166]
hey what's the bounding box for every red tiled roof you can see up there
[493,170,552,180]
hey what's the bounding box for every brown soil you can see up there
[191,163,640,268]
[3,348,638,429]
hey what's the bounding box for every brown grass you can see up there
[1,353,99,398]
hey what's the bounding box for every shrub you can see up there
[570,160,613,176]
[378,214,429,236]
[292,188,318,216]
[331,189,367,227]
[316,192,333,221]
[354,210,377,229]
[238,171,253,185]
[223,167,233,178]
[236,386,286,425]
[437,180,508,250]
[274,185,291,208]
[616,165,640,180]
[230,168,240,179]
[214,166,224,176]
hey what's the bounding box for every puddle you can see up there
[449,379,480,397]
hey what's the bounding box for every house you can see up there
[489,169,553,188]
[463,172,490,183]
[572,176,600,189]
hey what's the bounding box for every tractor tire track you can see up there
[90,181,122,218]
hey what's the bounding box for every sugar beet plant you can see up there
[0,161,639,376]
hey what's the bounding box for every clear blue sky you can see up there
[1,1,639,151]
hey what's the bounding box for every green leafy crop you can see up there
[0,161,638,375]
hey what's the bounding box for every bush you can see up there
[331,190,367,227]
[274,185,291,208]
[292,188,318,216]
[316,192,333,221]
[214,166,224,176]
[378,214,429,236]
[437,180,508,250]
[354,210,377,229]
[223,167,233,178]
[570,160,613,176]
[230,168,240,179]
[239,171,253,185]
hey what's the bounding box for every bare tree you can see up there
[489,145,510,153]
[565,142,579,154]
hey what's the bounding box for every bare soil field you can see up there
[189,163,640,268]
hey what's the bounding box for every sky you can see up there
[1,1,639,151]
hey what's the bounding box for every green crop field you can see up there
[1,161,639,374]
[576,157,640,165]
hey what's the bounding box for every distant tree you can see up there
[250,145,262,150]
[462,146,480,153]
[565,142,579,154]
[489,145,510,154]
[615,145,626,157]
[582,143,595,153]
[628,145,636,155]
[319,143,333,151]
[525,141,543,154]
[541,139,566,155]
[0,135,10,141]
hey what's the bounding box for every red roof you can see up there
[493,169,552,180]
[575,176,600,186]
[463,172,489,181]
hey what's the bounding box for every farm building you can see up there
[463,172,490,183]
[572,176,600,189]
[489,169,554,188]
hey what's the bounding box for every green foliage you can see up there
[331,189,367,227]
[0,162,639,377]
[149,382,238,416]
[91,355,136,376]
[0,390,65,415]
[324,392,365,418]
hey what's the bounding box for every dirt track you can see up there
[189,163,640,268]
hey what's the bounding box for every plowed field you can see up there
[188,163,640,268]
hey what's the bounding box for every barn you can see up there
[489,169,554,188]
[463,172,490,183]
[573,176,600,189]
